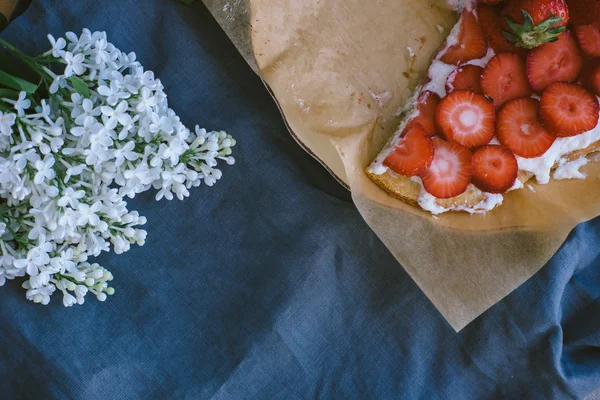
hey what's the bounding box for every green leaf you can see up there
[536,17,563,31]
[521,11,534,32]
[0,69,38,93]
[179,0,195,3]
[69,76,91,98]
[0,13,8,32]
[504,16,524,35]
[0,88,20,99]
[502,30,519,44]
[547,27,566,36]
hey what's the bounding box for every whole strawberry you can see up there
[502,0,569,49]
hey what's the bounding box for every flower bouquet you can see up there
[0,29,236,306]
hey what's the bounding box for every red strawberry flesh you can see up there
[526,31,584,93]
[496,98,556,158]
[421,137,473,199]
[574,25,600,58]
[539,82,600,137]
[566,0,600,27]
[481,52,532,107]
[383,124,435,177]
[471,145,518,193]
[435,90,496,149]
[445,65,484,94]
[581,60,600,97]
[477,3,527,56]
[405,91,440,137]
[440,10,488,65]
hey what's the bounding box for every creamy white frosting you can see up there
[413,177,504,215]
[423,61,456,98]
[445,0,475,12]
[552,157,589,180]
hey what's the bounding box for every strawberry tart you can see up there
[367,0,600,214]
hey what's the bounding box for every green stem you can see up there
[34,55,59,63]
[0,38,53,81]
[0,213,31,248]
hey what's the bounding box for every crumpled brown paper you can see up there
[203,0,600,331]
[0,0,17,20]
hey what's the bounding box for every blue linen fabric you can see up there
[0,1,599,399]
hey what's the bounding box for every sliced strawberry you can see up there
[445,65,483,94]
[421,137,473,199]
[566,0,600,27]
[540,82,600,137]
[383,124,434,177]
[481,52,532,108]
[440,10,488,65]
[581,60,600,96]
[405,91,441,137]
[472,145,518,193]
[477,3,527,56]
[435,90,496,148]
[574,25,600,57]
[496,98,556,158]
[526,31,584,92]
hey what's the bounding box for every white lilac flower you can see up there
[149,112,174,134]
[49,75,66,94]
[76,202,102,227]
[27,219,46,240]
[0,111,16,135]
[22,280,55,305]
[101,100,131,130]
[97,80,130,106]
[62,291,77,307]
[74,98,102,125]
[58,207,79,229]
[47,34,66,58]
[0,29,236,306]
[14,248,50,277]
[70,115,103,145]
[57,187,85,208]
[13,148,40,171]
[2,91,33,117]
[136,87,157,113]
[113,141,138,166]
[94,38,111,65]
[63,52,86,77]
[33,155,56,184]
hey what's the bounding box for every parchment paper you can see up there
[0,0,17,20]
[203,0,600,331]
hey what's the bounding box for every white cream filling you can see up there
[412,177,504,215]
[552,157,589,180]
[445,0,475,12]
